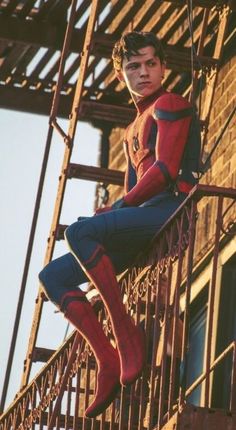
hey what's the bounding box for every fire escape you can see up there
[0,1,236,429]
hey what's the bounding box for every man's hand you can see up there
[95,206,112,215]
[95,197,129,215]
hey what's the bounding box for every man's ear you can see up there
[115,69,125,82]
[161,62,166,79]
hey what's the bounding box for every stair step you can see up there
[67,163,124,186]
[31,347,55,363]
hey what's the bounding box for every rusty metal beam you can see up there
[165,0,236,10]
[67,163,124,186]
[31,347,55,363]
[0,85,135,124]
[164,0,225,7]
[204,197,223,407]
[0,14,218,71]
[80,100,135,125]
[0,15,67,51]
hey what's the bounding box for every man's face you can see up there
[120,45,165,101]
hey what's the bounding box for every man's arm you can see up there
[114,93,193,208]
[95,139,137,214]
[123,139,137,193]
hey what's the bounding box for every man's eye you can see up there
[127,64,138,70]
[148,61,156,67]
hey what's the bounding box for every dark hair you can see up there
[112,31,165,72]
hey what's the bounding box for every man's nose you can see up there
[140,64,149,76]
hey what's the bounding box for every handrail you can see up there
[0,185,235,430]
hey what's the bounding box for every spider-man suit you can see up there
[39,86,201,417]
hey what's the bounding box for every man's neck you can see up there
[135,87,166,113]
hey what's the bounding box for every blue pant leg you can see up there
[39,252,88,306]
[39,193,185,307]
[65,193,185,273]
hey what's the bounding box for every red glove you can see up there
[95,207,112,215]
[95,197,129,215]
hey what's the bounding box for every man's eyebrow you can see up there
[125,56,156,66]
[126,60,139,66]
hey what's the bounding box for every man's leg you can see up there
[64,194,184,386]
[39,193,185,415]
[39,253,120,418]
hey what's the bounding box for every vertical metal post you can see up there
[189,8,209,105]
[204,196,223,407]
[178,199,198,407]
[168,211,185,414]
[48,334,81,430]
[147,268,165,430]
[157,262,173,429]
[230,342,236,413]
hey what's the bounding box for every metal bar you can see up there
[73,367,81,430]
[137,275,153,430]
[51,119,70,145]
[190,8,210,105]
[230,342,236,413]
[43,0,99,267]
[65,377,72,430]
[67,163,124,186]
[0,121,53,411]
[204,196,223,407]
[178,199,198,407]
[137,294,146,430]
[48,334,81,430]
[168,212,185,414]
[147,269,163,430]
[158,262,173,429]
[118,386,126,430]
[185,341,236,398]
[83,355,92,430]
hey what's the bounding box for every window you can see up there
[186,287,208,405]
[212,254,236,409]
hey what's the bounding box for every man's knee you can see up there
[64,222,79,247]
[39,263,49,287]
[65,220,95,250]
[38,262,57,301]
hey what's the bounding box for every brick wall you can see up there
[194,53,236,265]
[202,55,236,189]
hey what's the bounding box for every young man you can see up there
[39,32,200,418]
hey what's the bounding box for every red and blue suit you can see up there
[39,86,201,417]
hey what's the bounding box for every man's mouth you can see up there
[138,81,151,88]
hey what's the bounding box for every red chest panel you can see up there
[125,106,157,180]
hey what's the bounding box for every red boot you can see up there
[61,290,120,418]
[81,247,146,387]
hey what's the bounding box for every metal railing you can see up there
[0,184,235,430]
